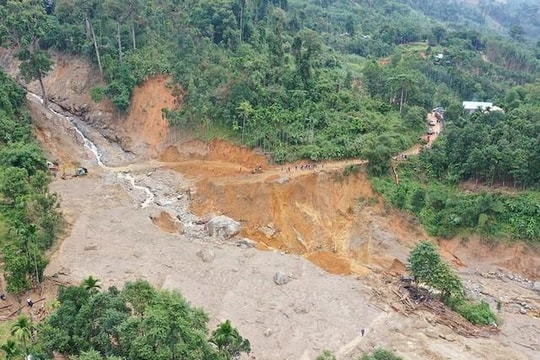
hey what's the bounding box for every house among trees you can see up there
[462,101,492,113]
[462,101,504,114]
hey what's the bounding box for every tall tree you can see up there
[10,316,35,357]
[82,275,102,294]
[17,48,52,107]
[2,0,54,106]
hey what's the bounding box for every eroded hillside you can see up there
[3,52,539,359]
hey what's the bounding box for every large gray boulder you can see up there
[273,271,291,285]
[197,248,216,263]
[206,215,241,239]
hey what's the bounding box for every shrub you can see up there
[360,348,403,360]
[89,87,106,103]
[453,300,497,325]
[316,350,336,360]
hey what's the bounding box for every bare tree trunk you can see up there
[86,15,103,79]
[38,74,48,108]
[239,6,243,43]
[117,22,123,63]
[242,115,245,142]
[399,86,404,114]
[131,19,136,50]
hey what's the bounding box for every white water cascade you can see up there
[116,172,155,208]
[28,92,105,167]
[27,91,155,208]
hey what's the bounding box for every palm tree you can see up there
[210,320,250,359]
[82,275,102,294]
[0,339,22,360]
[10,315,35,357]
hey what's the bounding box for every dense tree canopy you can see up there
[35,279,249,360]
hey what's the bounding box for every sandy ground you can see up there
[0,52,538,359]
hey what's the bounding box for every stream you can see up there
[27,92,155,208]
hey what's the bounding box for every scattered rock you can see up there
[424,328,438,339]
[175,220,185,235]
[206,215,241,239]
[150,211,182,234]
[293,305,309,314]
[243,249,256,258]
[236,238,256,248]
[259,223,277,238]
[273,271,291,285]
[439,333,456,342]
[197,248,216,263]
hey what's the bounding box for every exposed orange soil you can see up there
[35,70,537,280]
[123,75,180,158]
[124,76,539,279]
[150,211,179,234]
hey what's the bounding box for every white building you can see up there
[462,101,493,113]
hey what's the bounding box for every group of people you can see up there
[283,163,323,172]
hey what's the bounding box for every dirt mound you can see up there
[150,211,180,234]
[161,138,269,170]
[439,238,540,279]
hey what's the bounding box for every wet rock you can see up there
[176,220,185,235]
[197,248,215,263]
[236,238,256,248]
[206,215,241,239]
[273,271,291,285]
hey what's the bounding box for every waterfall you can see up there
[27,92,105,167]
[27,91,155,208]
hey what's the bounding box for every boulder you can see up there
[206,215,241,239]
[273,271,291,285]
[532,282,540,292]
[197,248,216,263]
[236,238,256,248]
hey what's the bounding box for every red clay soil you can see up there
[121,76,538,278]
